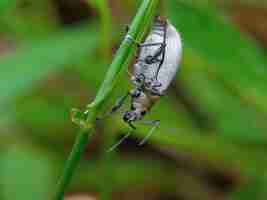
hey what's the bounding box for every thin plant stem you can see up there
[54,129,93,200]
[86,0,113,58]
[54,0,159,199]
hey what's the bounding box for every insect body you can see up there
[101,16,182,149]
[123,16,182,128]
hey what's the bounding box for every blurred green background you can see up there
[1,0,267,199]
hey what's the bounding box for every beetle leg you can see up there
[150,43,165,61]
[97,92,130,121]
[140,43,165,65]
[132,73,146,86]
[107,122,136,152]
[138,42,163,48]
[109,93,129,114]
[125,25,130,32]
[139,120,160,145]
[107,131,132,152]
[128,121,137,130]
[140,119,160,125]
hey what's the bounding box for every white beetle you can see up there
[103,16,182,149]
[124,16,182,126]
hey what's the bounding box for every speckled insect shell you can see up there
[133,19,182,95]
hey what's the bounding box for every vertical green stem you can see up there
[54,0,159,199]
[54,128,93,200]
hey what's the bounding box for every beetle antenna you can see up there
[139,120,160,146]
[107,131,132,152]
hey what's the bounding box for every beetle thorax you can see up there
[123,90,160,123]
[132,91,151,110]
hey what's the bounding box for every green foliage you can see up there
[167,1,267,143]
[0,0,58,39]
[0,145,56,200]
[0,26,98,109]
[0,0,267,199]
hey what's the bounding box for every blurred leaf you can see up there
[180,50,267,143]
[167,0,267,143]
[72,157,177,190]
[134,127,267,176]
[168,0,267,111]
[0,145,56,200]
[0,0,58,39]
[0,25,98,109]
[71,157,209,199]
[87,0,113,57]
[0,0,16,12]
[14,97,75,145]
[230,174,267,200]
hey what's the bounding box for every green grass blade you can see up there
[168,1,267,112]
[167,1,267,142]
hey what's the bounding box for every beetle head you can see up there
[123,111,137,123]
[123,109,147,124]
[154,15,166,25]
